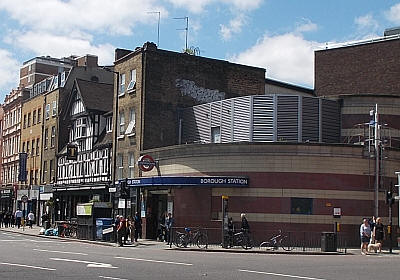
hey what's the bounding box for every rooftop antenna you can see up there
[174,16,189,51]
[148,11,160,46]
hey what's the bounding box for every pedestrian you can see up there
[227,217,234,247]
[134,212,142,242]
[128,216,135,243]
[373,217,385,253]
[241,213,250,233]
[41,212,49,229]
[124,217,130,245]
[15,209,23,229]
[27,211,35,229]
[4,212,10,228]
[0,211,3,228]
[9,212,15,227]
[114,215,120,244]
[117,215,126,247]
[165,212,174,245]
[368,216,376,243]
[360,218,371,255]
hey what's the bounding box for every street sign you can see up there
[333,207,341,218]
[21,195,28,203]
[108,187,117,193]
[102,227,114,235]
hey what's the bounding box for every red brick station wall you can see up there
[142,143,400,246]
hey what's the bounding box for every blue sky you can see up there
[1,0,400,102]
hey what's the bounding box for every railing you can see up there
[170,227,350,253]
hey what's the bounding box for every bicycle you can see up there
[227,230,253,250]
[60,222,78,238]
[174,227,208,249]
[259,230,293,251]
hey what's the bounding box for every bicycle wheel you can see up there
[259,241,276,251]
[196,233,208,249]
[241,235,253,250]
[280,238,294,251]
[175,233,186,248]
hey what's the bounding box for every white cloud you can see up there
[9,31,115,66]
[385,3,400,24]
[295,18,318,33]
[0,49,19,95]
[231,33,320,87]
[355,14,379,31]
[0,0,168,36]
[167,0,262,13]
[220,15,246,40]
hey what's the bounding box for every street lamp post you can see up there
[102,67,119,217]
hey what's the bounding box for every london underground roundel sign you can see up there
[138,155,156,172]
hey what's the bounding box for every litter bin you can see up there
[321,232,337,252]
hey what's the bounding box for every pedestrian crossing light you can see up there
[67,144,78,160]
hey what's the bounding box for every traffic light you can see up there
[119,180,129,198]
[386,190,395,206]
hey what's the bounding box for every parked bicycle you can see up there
[226,230,253,250]
[59,222,78,238]
[174,227,208,249]
[259,230,293,251]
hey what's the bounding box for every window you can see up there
[127,69,136,92]
[45,104,50,119]
[36,138,40,155]
[106,116,112,133]
[52,100,57,116]
[117,153,124,179]
[26,140,30,156]
[119,73,125,95]
[37,108,41,123]
[51,126,56,148]
[128,152,135,178]
[125,108,135,136]
[22,142,26,153]
[119,111,125,136]
[44,128,48,148]
[27,112,31,127]
[211,126,221,143]
[49,159,54,183]
[43,161,47,183]
[291,198,313,215]
[61,72,66,87]
[31,139,35,156]
[75,118,87,139]
[32,110,36,125]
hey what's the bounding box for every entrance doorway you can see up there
[146,191,168,239]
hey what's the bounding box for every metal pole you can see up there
[374,104,379,217]
[389,202,392,253]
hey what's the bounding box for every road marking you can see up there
[99,276,128,280]
[115,256,193,266]
[33,249,88,255]
[0,262,56,271]
[50,258,117,269]
[239,269,328,280]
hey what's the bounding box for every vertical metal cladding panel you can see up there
[302,97,320,142]
[321,99,340,143]
[252,95,275,142]
[210,101,222,128]
[233,96,251,142]
[181,107,199,144]
[193,103,211,143]
[277,95,299,142]
[221,99,233,143]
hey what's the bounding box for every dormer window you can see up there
[75,118,87,139]
[61,71,66,87]
[127,69,136,93]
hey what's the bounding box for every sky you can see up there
[1,0,400,102]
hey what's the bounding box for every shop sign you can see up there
[77,204,93,216]
[125,176,249,187]
[0,190,12,198]
[137,155,157,172]
[333,207,341,218]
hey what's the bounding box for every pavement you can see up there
[1,225,399,256]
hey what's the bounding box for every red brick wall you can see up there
[315,39,400,96]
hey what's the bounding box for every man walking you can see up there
[27,211,35,229]
[165,213,174,245]
[15,209,23,229]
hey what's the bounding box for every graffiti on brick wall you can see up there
[175,79,225,103]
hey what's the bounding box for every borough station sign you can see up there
[122,176,249,188]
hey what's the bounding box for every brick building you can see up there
[1,88,29,211]
[112,42,265,219]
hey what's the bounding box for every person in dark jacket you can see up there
[241,213,250,232]
[117,216,126,247]
[134,212,142,242]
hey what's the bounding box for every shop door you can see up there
[147,193,167,239]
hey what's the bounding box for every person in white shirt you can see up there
[27,211,35,229]
[15,209,23,229]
